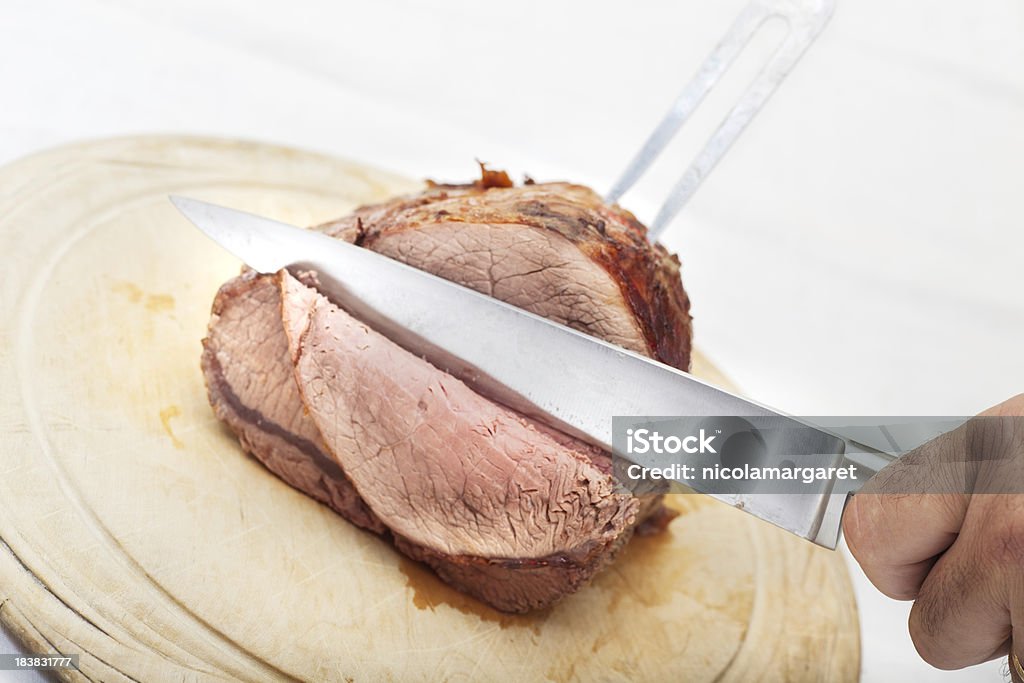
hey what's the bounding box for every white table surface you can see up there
[2,0,1022,680]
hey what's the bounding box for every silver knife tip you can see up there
[169,195,223,235]
[168,194,202,215]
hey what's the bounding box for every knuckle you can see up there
[908,613,955,669]
[907,553,987,670]
[908,590,971,670]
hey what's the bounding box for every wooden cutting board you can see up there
[0,137,859,682]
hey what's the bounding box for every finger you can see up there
[908,493,1024,669]
[843,427,971,599]
[907,502,1012,668]
[843,495,960,599]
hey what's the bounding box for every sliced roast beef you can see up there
[201,176,692,612]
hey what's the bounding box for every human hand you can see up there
[843,395,1024,678]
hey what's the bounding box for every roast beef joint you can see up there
[201,172,693,613]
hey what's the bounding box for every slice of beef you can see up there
[201,177,693,612]
[279,271,649,610]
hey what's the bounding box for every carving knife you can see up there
[170,196,894,548]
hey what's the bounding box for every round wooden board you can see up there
[0,137,859,682]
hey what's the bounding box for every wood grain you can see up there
[0,136,859,682]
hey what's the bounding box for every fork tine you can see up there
[606,0,837,240]
[605,1,770,206]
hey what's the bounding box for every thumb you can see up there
[842,428,970,600]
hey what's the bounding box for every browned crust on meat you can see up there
[426,161,514,191]
[317,181,693,370]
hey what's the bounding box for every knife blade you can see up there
[172,196,892,548]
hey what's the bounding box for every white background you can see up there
[1,0,1022,680]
